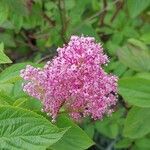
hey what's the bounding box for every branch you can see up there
[20,31,39,51]
[111,0,124,23]
[99,0,108,26]
[42,13,55,27]
[58,0,67,43]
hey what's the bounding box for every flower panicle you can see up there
[20,35,118,122]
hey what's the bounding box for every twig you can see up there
[58,0,67,43]
[42,13,55,27]
[20,31,38,51]
[36,55,51,64]
[99,0,108,26]
[26,0,34,11]
[27,33,49,39]
[111,0,124,22]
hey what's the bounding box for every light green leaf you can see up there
[0,92,14,105]
[0,63,39,83]
[0,83,14,94]
[127,0,150,18]
[13,97,42,112]
[117,40,150,72]
[123,107,150,138]
[119,77,150,107]
[128,38,148,50]
[0,106,67,150]
[140,33,150,44]
[0,2,8,24]
[10,81,26,99]
[50,115,94,150]
[135,72,150,80]
[0,43,12,64]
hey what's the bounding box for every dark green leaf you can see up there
[135,138,150,149]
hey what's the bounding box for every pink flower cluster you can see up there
[20,36,118,122]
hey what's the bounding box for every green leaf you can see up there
[0,43,12,64]
[140,32,150,44]
[13,97,42,112]
[10,14,23,31]
[135,138,150,149]
[115,138,132,149]
[0,93,10,105]
[117,40,150,72]
[0,63,39,83]
[123,107,150,138]
[69,0,91,25]
[128,38,148,50]
[0,20,14,29]
[83,124,95,139]
[65,0,75,10]
[0,2,8,24]
[96,121,119,139]
[75,24,100,41]
[119,77,150,107]
[0,33,16,47]
[135,72,150,80]
[95,109,123,139]
[10,81,26,99]
[23,3,43,29]
[0,106,67,150]
[50,115,94,150]
[0,83,14,94]
[1,0,28,16]
[127,0,150,18]
[0,92,15,105]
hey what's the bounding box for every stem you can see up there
[58,0,67,43]
[42,13,55,27]
[99,0,107,26]
[20,31,39,51]
[110,0,124,23]
[36,55,51,64]
[41,1,55,27]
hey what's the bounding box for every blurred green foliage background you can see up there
[0,0,150,150]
